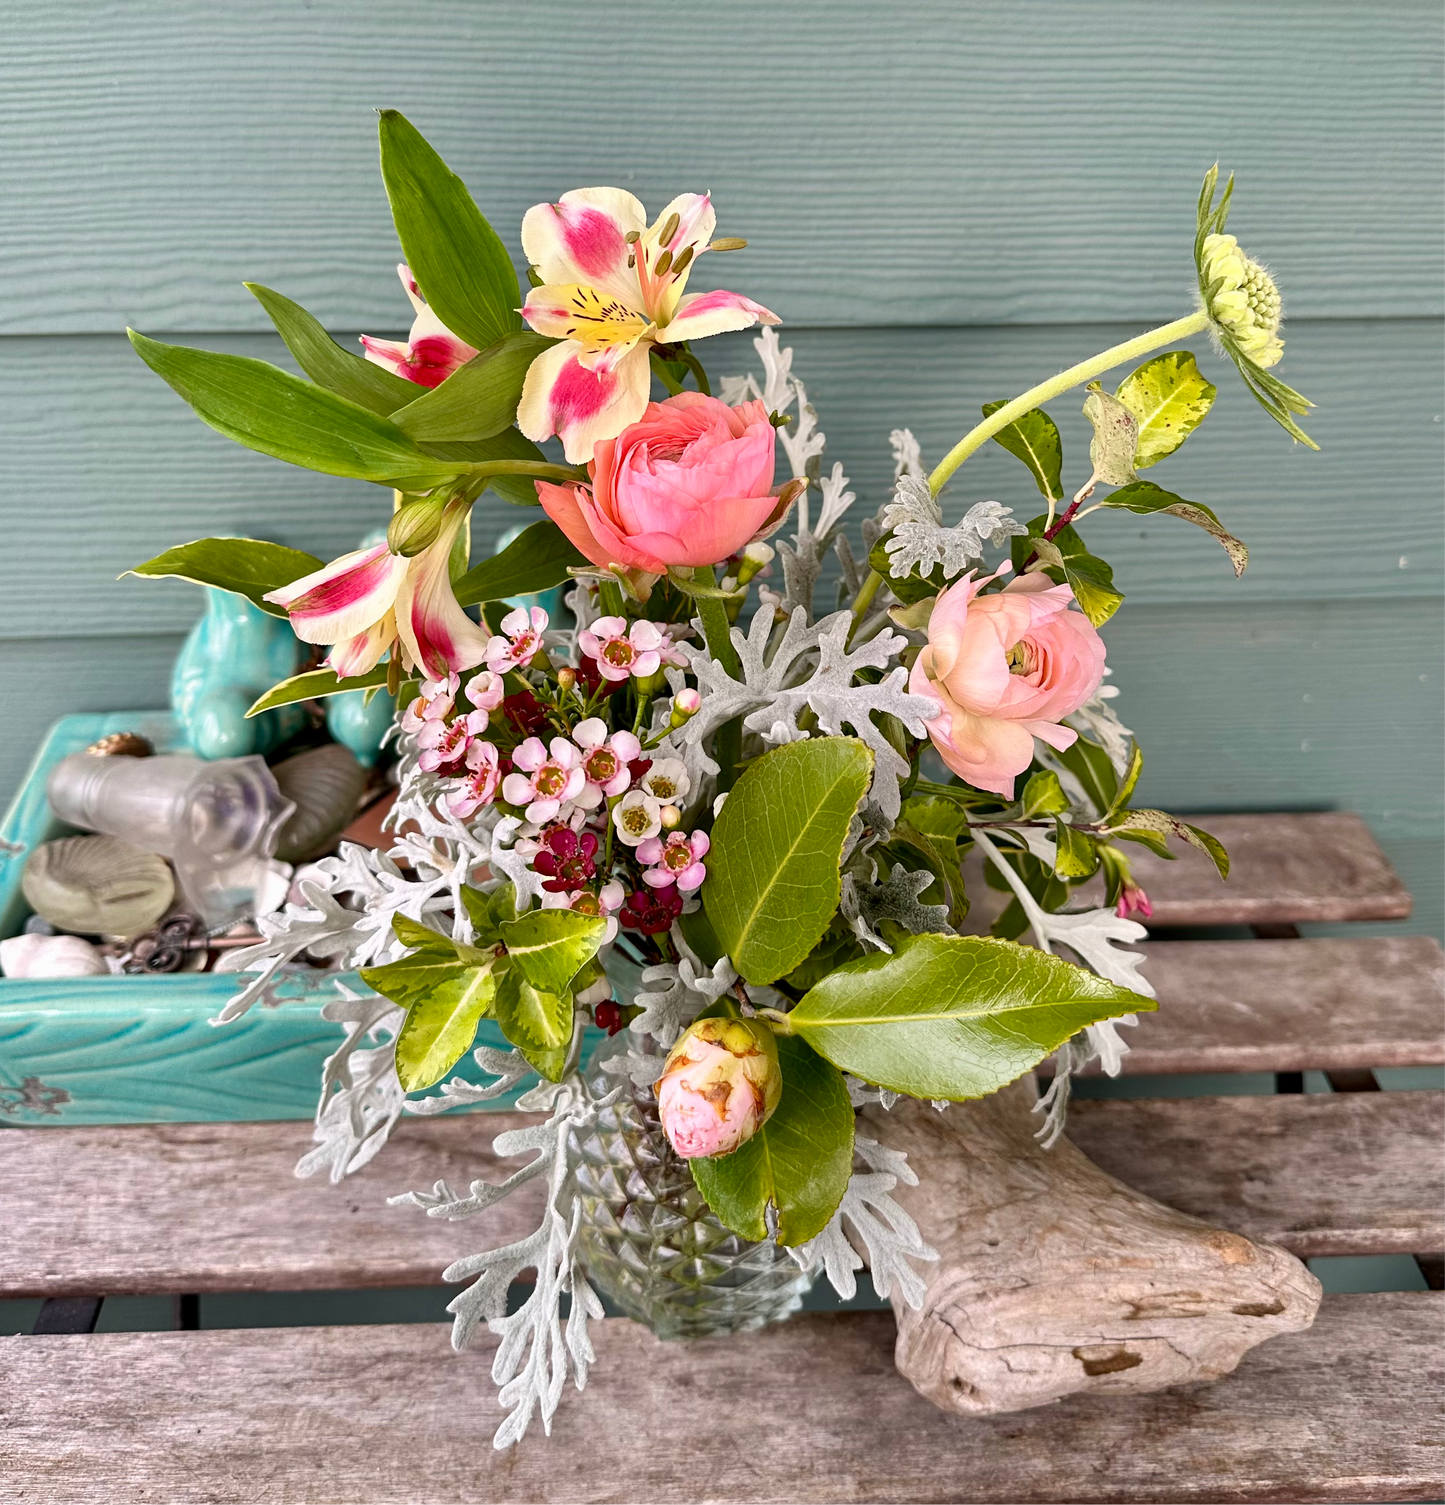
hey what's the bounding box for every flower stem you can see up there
[926,309,1211,497]
[689,566,743,792]
[845,568,884,647]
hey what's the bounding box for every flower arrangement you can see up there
[128,114,1313,1447]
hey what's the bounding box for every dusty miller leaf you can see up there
[879,476,1023,581]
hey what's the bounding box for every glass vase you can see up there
[566,1035,819,1340]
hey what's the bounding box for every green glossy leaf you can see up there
[1012,519,1123,627]
[705,738,874,986]
[461,882,516,949]
[788,932,1153,1100]
[690,1034,854,1246]
[378,110,522,353]
[1111,743,1144,815]
[1019,769,1069,819]
[1052,819,1099,879]
[678,904,724,969]
[127,537,322,618]
[1082,381,1139,487]
[246,664,393,716]
[246,282,417,415]
[1114,351,1216,469]
[1104,809,1230,879]
[392,334,555,444]
[1053,734,1119,817]
[892,796,971,925]
[498,908,607,997]
[493,967,573,1053]
[981,401,1063,501]
[1098,480,1248,577]
[128,330,465,489]
[453,519,588,607]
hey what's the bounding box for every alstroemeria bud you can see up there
[656,1017,781,1159]
[387,495,447,557]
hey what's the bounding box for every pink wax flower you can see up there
[400,673,459,736]
[446,740,502,819]
[464,669,506,716]
[1116,882,1154,920]
[909,568,1106,799]
[577,616,680,683]
[637,829,709,893]
[360,263,478,389]
[655,1017,782,1160]
[571,718,641,807]
[545,879,626,944]
[531,825,599,894]
[534,393,795,576]
[485,606,549,674]
[502,736,585,823]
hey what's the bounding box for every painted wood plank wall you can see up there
[0,0,1440,936]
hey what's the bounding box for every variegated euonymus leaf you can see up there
[981,401,1064,502]
[493,968,573,1057]
[1052,819,1100,879]
[498,908,608,997]
[1082,382,1139,487]
[127,537,322,619]
[1019,769,1070,819]
[786,932,1154,1100]
[360,916,500,1092]
[1104,809,1230,879]
[1013,519,1123,627]
[1098,480,1248,577]
[690,1034,854,1246]
[705,737,874,986]
[1114,351,1217,470]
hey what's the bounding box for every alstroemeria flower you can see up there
[571,718,641,807]
[486,606,549,674]
[637,829,709,893]
[447,740,502,819]
[577,616,679,683]
[265,502,491,681]
[502,736,585,824]
[360,264,478,389]
[516,189,780,462]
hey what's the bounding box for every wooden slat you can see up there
[3,1092,1438,1298]
[1,1295,1439,1503]
[1077,936,1445,1076]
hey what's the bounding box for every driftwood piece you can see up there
[865,1078,1322,1416]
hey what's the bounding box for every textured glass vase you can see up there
[566,1039,819,1340]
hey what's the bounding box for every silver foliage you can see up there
[630,949,737,1048]
[879,476,1025,582]
[839,863,951,952]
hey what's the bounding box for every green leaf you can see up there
[392,334,554,444]
[498,908,607,997]
[787,932,1154,1101]
[678,904,724,969]
[518,1040,572,1083]
[1082,382,1139,487]
[1012,518,1123,627]
[1019,769,1069,819]
[867,535,946,605]
[1111,743,1144,816]
[704,738,874,986]
[453,519,589,607]
[1053,734,1120,816]
[1052,819,1099,879]
[126,537,322,618]
[1114,351,1216,469]
[690,1034,854,1246]
[246,664,392,716]
[128,330,465,490]
[461,882,515,949]
[1098,480,1248,577]
[493,967,573,1053]
[892,796,971,925]
[246,283,417,415]
[1104,809,1230,879]
[981,401,1064,502]
[377,110,522,353]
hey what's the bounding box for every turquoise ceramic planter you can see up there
[0,712,598,1127]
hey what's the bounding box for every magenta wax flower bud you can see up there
[655,1017,781,1160]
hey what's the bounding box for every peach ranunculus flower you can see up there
[909,568,1106,799]
[655,1017,782,1160]
[533,392,794,578]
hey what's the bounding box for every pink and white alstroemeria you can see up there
[637,829,709,893]
[502,736,585,824]
[265,502,491,681]
[577,616,680,683]
[571,718,641,808]
[485,606,549,673]
[516,189,780,462]
[447,740,502,819]
[360,264,478,389]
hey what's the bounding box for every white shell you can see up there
[0,932,108,978]
[272,744,368,863]
[22,835,175,938]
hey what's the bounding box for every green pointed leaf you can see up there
[392,334,555,444]
[461,882,515,949]
[493,967,573,1053]
[787,932,1153,1101]
[1012,519,1123,627]
[1103,809,1230,879]
[1053,734,1120,817]
[1052,819,1099,879]
[127,537,322,617]
[1098,480,1248,577]
[246,664,393,716]
[981,401,1063,501]
[518,1039,572,1083]
[128,330,466,489]
[1110,743,1144,816]
[893,796,971,925]
[498,908,607,997]
[1019,770,1069,819]
[704,738,874,986]
[377,110,522,353]
[690,1034,854,1246]
[246,283,418,415]
[453,519,588,607]
[1082,382,1139,487]
[1114,351,1216,469]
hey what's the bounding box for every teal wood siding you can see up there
[2,0,1440,935]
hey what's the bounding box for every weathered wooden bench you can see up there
[2,811,1442,1503]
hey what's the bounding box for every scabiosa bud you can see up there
[656,1017,782,1159]
[1200,232,1283,369]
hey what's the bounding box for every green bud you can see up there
[387,496,446,557]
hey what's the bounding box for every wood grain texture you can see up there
[1080,937,1445,1076]
[3,1,1440,333]
[2,1090,1437,1297]
[1069,1091,1445,1259]
[3,320,1439,643]
[0,1295,1439,1502]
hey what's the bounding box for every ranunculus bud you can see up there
[655,1017,781,1159]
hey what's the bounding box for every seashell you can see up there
[22,835,175,939]
[272,744,369,863]
[0,932,109,979]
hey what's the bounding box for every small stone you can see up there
[86,732,154,758]
[22,835,175,939]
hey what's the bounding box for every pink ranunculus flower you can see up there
[360,264,478,389]
[655,1017,782,1160]
[533,393,794,576]
[910,567,1107,799]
